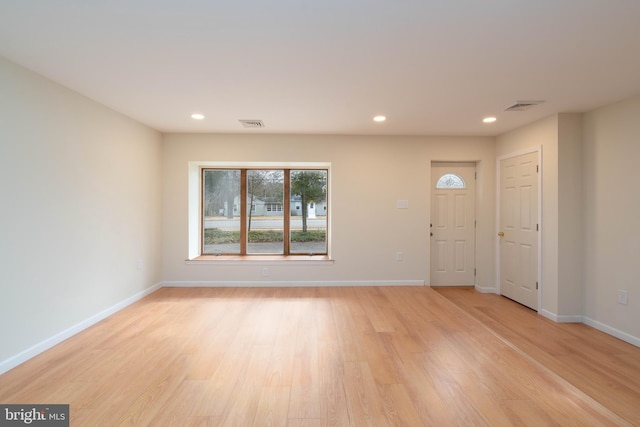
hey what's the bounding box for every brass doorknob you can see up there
[497,232,504,237]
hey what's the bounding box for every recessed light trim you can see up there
[373,115,386,122]
[483,117,497,123]
[191,113,205,120]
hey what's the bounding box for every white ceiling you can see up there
[1,1,639,136]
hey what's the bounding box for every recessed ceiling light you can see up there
[191,113,205,120]
[483,117,497,123]
[373,115,386,122]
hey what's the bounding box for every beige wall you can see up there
[162,134,496,287]
[557,113,583,317]
[496,115,560,316]
[582,95,640,341]
[0,57,163,368]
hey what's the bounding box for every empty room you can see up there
[1,1,640,426]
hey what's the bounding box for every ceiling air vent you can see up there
[505,100,544,112]
[239,119,265,128]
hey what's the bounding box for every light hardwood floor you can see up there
[435,287,640,426]
[0,286,638,426]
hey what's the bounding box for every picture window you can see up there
[201,167,328,256]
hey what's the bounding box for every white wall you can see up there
[162,134,496,287]
[582,95,640,342]
[0,57,163,369]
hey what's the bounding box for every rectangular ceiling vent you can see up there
[239,119,265,128]
[505,100,545,112]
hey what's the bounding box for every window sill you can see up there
[186,255,334,266]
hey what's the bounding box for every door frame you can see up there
[495,146,543,310]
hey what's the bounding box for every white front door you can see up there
[430,163,476,286]
[499,152,539,310]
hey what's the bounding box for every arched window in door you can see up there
[435,173,466,189]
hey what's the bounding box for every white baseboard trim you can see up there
[162,280,425,288]
[538,309,556,321]
[557,314,583,323]
[539,311,639,347]
[539,309,583,323]
[475,285,498,294]
[0,282,162,375]
[583,316,640,348]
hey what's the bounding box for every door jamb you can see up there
[495,146,543,311]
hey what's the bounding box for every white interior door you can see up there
[499,152,539,310]
[430,163,476,286]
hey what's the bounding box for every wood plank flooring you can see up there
[0,286,638,426]
[435,287,640,426]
